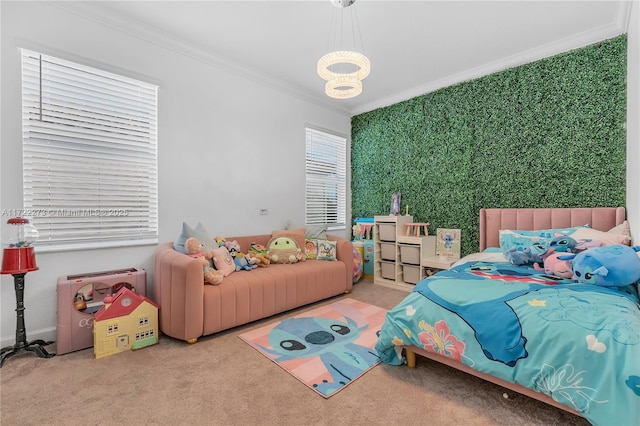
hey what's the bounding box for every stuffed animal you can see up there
[533,252,574,279]
[559,245,640,287]
[184,237,224,285]
[268,236,302,264]
[248,242,271,267]
[225,240,258,271]
[503,243,548,266]
[547,236,577,253]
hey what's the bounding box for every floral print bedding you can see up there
[375,259,640,426]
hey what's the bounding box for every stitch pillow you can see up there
[499,226,585,250]
[211,246,235,276]
[271,228,306,261]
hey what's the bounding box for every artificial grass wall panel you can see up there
[351,35,627,256]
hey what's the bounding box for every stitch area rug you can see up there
[238,299,387,398]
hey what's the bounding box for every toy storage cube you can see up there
[381,261,395,280]
[403,265,421,284]
[378,224,396,241]
[380,243,396,261]
[399,244,421,265]
[363,240,374,277]
[56,268,146,355]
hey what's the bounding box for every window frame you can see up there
[305,126,347,231]
[20,49,159,252]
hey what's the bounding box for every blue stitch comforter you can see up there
[375,260,640,426]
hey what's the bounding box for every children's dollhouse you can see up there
[93,287,159,359]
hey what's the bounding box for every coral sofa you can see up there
[153,234,353,343]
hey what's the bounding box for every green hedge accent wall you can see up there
[352,35,627,256]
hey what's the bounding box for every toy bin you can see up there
[378,224,396,241]
[399,244,421,265]
[380,261,395,280]
[403,265,421,284]
[380,242,396,261]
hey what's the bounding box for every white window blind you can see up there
[305,127,347,229]
[21,49,158,250]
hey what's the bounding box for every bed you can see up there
[375,207,639,426]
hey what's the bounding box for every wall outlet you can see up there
[260,209,268,215]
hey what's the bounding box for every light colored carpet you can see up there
[0,278,589,426]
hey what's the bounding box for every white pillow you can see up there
[607,220,631,237]
[571,227,631,246]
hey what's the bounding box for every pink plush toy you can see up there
[533,252,573,279]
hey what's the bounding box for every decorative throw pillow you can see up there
[271,228,306,261]
[304,238,319,260]
[194,222,217,252]
[211,246,236,276]
[305,224,328,240]
[174,222,217,254]
[174,222,196,254]
[608,220,632,239]
[315,239,337,261]
[571,227,631,246]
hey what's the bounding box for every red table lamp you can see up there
[1,217,54,367]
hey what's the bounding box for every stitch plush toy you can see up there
[184,237,224,285]
[248,242,271,267]
[503,243,548,266]
[559,245,640,287]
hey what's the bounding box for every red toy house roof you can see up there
[94,287,159,321]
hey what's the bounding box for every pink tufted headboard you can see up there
[479,207,626,251]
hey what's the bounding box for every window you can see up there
[21,49,158,250]
[305,127,347,230]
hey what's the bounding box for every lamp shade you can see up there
[1,247,38,274]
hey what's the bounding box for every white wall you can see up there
[627,1,640,244]
[0,2,351,346]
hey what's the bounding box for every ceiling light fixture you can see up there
[317,0,369,100]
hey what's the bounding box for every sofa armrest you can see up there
[153,243,204,342]
[327,234,354,292]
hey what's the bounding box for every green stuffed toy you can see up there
[267,236,302,264]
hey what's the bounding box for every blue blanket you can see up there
[375,260,640,426]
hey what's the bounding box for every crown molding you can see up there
[46,1,351,116]
[352,2,631,116]
[43,1,631,119]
